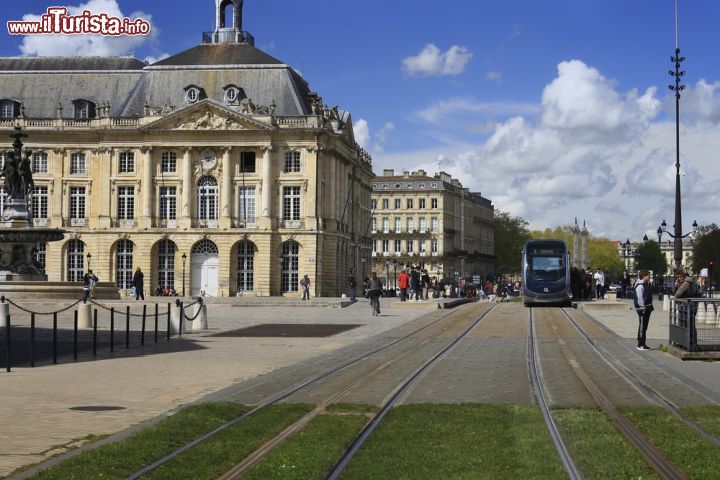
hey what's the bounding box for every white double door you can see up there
[191,253,219,297]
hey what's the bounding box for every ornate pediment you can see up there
[140,99,274,132]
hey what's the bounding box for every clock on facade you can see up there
[200,151,216,169]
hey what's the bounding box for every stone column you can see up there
[259,145,273,229]
[139,147,153,229]
[98,148,112,228]
[220,148,232,228]
[180,148,193,228]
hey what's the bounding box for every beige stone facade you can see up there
[0,3,373,298]
[370,169,494,284]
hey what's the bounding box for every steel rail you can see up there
[552,309,688,480]
[528,308,582,480]
[325,303,498,480]
[126,303,481,479]
[562,308,720,448]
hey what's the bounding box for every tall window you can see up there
[236,241,255,292]
[69,187,86,219]
[116,240,133,289]
[419,217,426,231]
[282,186,301,220]
[117,186,135,220]
[394,239,401,254]
[419,240,426,253]
[382,199,388,209]
[159,186,177,220]
[394,199,401,209]
[431,198,438,209]
[32,186,48,219]
[371,199,377,210]
[281,241,299,292]
[32,152,48,173]
[157,239,176,289]
[431,238,438,253]
[371,217,377,232]
[431,217,438,231]
[407,240,414,253]
[382,239,389,252]
[382,217,389,232]
[395,218,401,232]
[197,176,219,221]
[161,151,177,173]
[419,199,426,209]
[34,243,46,273]
[240,151,256,173]
[238,186,256,223]
[407,199,414,209]
[407,218,414,232]
[0,187,7,214]
[0,100,17,118]
[66,240,84,281]
[70,153,86,174]
[73,100,95,119]
[284,151,301,173]
[119,151,134,173]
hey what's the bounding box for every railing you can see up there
[157,219,177,229]
[669,298,720,352]
[112,117,141,126]
[234,217,257,228]
[65,218,87,227]
[64,119,92,128]
[282,219,302,229]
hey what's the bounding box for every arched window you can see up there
[281,240,299,292]
[0,99,19,118]
[192,238,219,254]
[116,240,133,289]
[236,241,255,292]
[220,0,235,28]
[158,239,176,290]
[72,99,96,119]
[184,86,204,105]
[67,240,84,281]
[197,176,219,223]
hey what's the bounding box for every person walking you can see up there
[397,268,409,301]
[594,267,606,300]
[300,274,311,300]
[633,270,653,350]
[421,269,431,300]
[674,268,699,348]
[410,267,421,301]
[132,267,145,300]
[366,271,383,316]
[349,268,357,301]
[82,271,96,302]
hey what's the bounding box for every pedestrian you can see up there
[421,269,431,300]
[674,268,699,347]
[397,268,409,301]
[410,266,421,301]
[86,269,98,299]
[594,267,606,300]
[633,270,653,350]
[349,268,357,301]
[366,271,383,316]
[300,274,311,300]
[132,267,145,300]
[82,272,93,302]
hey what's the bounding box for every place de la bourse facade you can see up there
[0,2,495,297]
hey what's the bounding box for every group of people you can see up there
[569,267,607,301]
[396,266,433,301]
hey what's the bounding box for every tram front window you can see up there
[527,256,565,284]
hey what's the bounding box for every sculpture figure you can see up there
[0,150,22,199]
[19,149,34,200]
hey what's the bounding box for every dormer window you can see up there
[223,85,243,105]
[184,85,205,105]
[0,100,20,118]
[72,99,96,119]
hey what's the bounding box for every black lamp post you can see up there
[86,252,91,271]
[658,218,697,272]
[181,253,187,297]
[392,260,397,290]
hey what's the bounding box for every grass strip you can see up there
[621,405,720,479]
[32,402,249,479]
[552,406,659,479]
[341,404,565,479]
[326,403,379,414]
[244,412,368,479]
[146,403,314,479]
[681,405,720,439]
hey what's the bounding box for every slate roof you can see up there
[151,43,283,67]
[0,56,146,71]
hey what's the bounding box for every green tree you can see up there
[692,228,720,287]
[494,211,532,276]
[588,239,625,282]
[635,240,667,277]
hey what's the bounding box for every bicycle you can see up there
[368,291,381,316]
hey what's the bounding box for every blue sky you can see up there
[2,0,720,242]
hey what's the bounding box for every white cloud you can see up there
[354,119,395,153]
[144,53,169,64]
[375,59,720,240]
[402,44,472,77]
[354,119,370,149]
[485,71,502,83]
[18,0,157,57]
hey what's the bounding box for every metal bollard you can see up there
[154,303,159,343]
[5,313,10,372]
[93,309,98,356]
[141,304,147,346]
[125,306,130,350]
[110,307,115,353]
[169,300,182,335]
[0,299,7,328]
[52,312,58,364]
[78,302,92,330]
[30,313,35,368]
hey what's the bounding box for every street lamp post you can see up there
[658,218,697,272]
[392,260,397,290]
[86,252,91,272]
[181,253,187,297]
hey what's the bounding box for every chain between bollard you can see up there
[2,297,82,316]
[88,299,153,318]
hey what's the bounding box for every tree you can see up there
[692,227,720,287]
[494,211,532,276]
[588,239,625,281]
[635,240,666,277]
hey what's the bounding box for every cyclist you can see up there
[366,271,383,316]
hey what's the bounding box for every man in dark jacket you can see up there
[410,267,421,301]
[633,271,653,350]
[132,267,144,300]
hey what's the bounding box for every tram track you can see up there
[126,302,491,479]
[531,306,690,480]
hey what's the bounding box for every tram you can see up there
[522,240,571,306]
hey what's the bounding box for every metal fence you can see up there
[669,298,720,352]
[1,297,203,372]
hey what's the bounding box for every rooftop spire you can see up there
[208,0,253,45]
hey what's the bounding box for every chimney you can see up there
[383,169,395,176]
[403,170,410,178]
[417,169,426,176]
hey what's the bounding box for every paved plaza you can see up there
[1,298,719,478]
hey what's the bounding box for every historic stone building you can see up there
[370,169,495,284]
[0,0,373,297]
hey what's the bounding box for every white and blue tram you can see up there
[522,240,571,306]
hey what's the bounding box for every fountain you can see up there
[0,127,118,298]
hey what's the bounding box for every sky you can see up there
[2,0,720,242]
